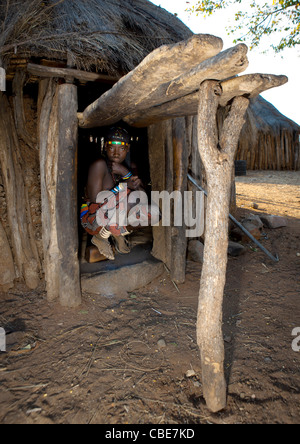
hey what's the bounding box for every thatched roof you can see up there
[0,0,192,75]
[237,96,300,170]
[1,1,298,170]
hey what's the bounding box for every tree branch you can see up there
[220,95,249,160]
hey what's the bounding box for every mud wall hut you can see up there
[0,0,194,301]
[0,0,295,306]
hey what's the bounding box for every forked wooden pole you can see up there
[196,80,249,412]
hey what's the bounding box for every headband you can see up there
[107,141,129,146]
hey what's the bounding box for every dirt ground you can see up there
[0,170,299,424]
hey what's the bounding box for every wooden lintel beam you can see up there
[219,73,288,106]
[124,73,288,127]
[78,34,224,128]
[27,63,120,84]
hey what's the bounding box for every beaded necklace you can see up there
[106,159,122,186]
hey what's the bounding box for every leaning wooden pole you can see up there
[196,80,249,412]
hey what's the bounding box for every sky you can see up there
[150,0,300,125]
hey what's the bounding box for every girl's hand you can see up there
[127,176,143,190]
[111,162,129,177]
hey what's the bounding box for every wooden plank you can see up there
[148,120,171,268]
[148,117,189,283]
[55,83,81,307]
[125,73,288,127]
[78,34,224,128]
[27,63,119,84]
[171,117,188,284]
[39,79,60,302]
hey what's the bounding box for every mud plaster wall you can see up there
[0,93,43,289]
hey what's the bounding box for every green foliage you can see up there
[187,0,300,52]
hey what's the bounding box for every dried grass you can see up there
[0,0,192,75]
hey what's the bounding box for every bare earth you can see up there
[0,170,299,424]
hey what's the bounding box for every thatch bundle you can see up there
[0,0,192,75]
[237,96,300,170]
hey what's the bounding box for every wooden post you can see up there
[39,79,59,302]
[148,120,172,271]
[148,117,189,283]
[39,80,81,307]
[171,117,188,284]
[196,80,249,412]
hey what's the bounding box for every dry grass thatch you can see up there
[0,0,192,75]
[237,96,300,170]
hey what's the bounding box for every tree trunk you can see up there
[196,80,249,412]
[39,80,81,307]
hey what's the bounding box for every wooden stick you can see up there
[27,63,119,84]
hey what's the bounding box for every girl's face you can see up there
[105,142,129,164]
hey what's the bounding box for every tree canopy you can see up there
[186,0,300,52]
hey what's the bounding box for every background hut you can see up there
[237,96,300,171]
[0,0,298,305]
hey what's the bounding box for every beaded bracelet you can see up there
[121,172,133,181]
[111,183,126,195]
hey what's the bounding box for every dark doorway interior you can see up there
[77,83,153,272]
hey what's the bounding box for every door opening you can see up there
[77,118,153,271]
